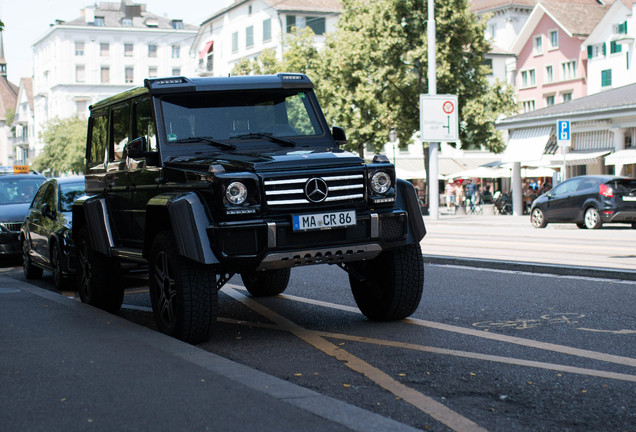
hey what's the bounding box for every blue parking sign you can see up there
[557,120,570,141]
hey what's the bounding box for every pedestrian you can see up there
[445,180,456,211]
[466,179,477,211]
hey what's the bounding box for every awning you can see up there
[445,167,510,179]
[437,157,500,177]
[605,149,636,166]
[501,127,553,164]
[395,158,426,180]
[198,41,214,59]
[549,150,610,166]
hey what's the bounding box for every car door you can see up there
[127,96,162,249]
[105,101,134,245]
[571,177,601,219]
[543,178,582,221]
[29,182,55,264]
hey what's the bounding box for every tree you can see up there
[314,0,517,155]
[33,117,86,175]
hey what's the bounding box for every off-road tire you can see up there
[530,208,548,228]
[22,237,43,280]
[348,243,424,321]
[76,226,124,313]
[584,207,602,229]
[241,268,290,297]
[149,231,218,344]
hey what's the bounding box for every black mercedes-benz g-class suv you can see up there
[74,74,426,343]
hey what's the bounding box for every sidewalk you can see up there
[0,276,419,432]
[420,212,636,281]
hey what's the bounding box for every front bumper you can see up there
[0,232,21,255]
[208,210,409,271]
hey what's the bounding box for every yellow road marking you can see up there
[221,286,488,432]
[265,290,636,369]
[218,317,636,383]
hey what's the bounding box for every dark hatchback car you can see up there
[530,175,636,229]
[21,176,85,289]
[0,173,46,256]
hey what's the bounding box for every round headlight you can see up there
[371,171,391,194]
[226,181,248,205]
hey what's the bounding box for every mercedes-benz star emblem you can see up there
[305,178,328,203]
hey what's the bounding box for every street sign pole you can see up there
[557,120,571,182]
[427,0,438,219]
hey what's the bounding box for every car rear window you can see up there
[609,179,636,194]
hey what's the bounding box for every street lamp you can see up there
[389,129,397,164]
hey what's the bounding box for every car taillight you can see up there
[599,183,613,198]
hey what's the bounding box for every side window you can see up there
[111,103,131,161]
[88,114,108,167]
[31,182,50,211]
[133,98,157,152]
[577,178,600,191]
[554,179,581,195]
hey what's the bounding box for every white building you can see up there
[471,0,537,85]
[584,0,636,95]
[13,78,35,165]
[192,0,342,77]
[31,1,198,153]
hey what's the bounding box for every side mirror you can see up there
[42,202,56,220]
[127,137,148,159]
[332,126,347,147]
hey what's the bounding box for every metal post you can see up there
[427,0,439,219]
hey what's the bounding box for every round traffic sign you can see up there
[443,101,454,114]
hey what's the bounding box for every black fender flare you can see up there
[394,179,426,243]
[72,195,114,256]
[145,192,219,265]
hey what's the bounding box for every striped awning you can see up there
[572,130,614,151]
[501,127,553,163]
[549,150,611,166]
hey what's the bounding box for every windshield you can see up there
[0,177,44,205]
[160,90,324,145]
[58,181,85,212]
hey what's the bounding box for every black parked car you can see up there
[0,173,46,256]
[530,175,636,229]
[21,176,85,289]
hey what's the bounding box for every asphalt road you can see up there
[4,260,635,432]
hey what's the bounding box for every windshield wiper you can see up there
[229,132,296,147]
[173,136,236,150]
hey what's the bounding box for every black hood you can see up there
[165,149,364,174]
[0,203,30,222]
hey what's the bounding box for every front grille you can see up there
[263,170,365,209]
[1,222,22,233]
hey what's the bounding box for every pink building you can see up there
[511,0,609,113]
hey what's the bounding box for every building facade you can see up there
[191,0,342,77]
[584,0,636,95]
[511,0,609,113]
[30,1,198,160]
[0,29,19,168]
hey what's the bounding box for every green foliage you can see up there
[314,0,517,155]
[33,117,86,175]
[233,1,516,156]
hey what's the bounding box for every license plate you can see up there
[293,210,356,231]
[623,196,636,201]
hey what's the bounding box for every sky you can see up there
[0,0,229,84]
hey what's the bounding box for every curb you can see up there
[423,255,636,281]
